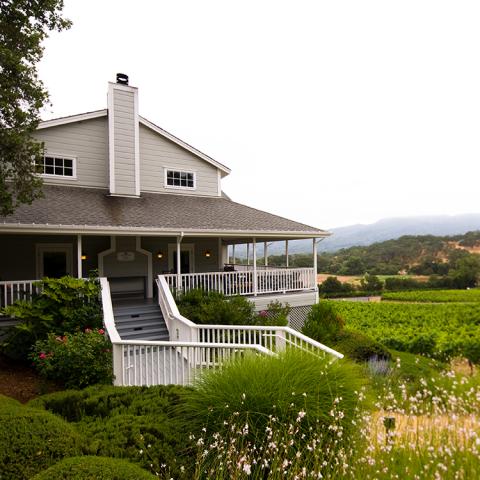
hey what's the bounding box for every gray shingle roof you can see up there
[0,186,328,238]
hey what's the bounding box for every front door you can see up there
[36,244,73,278]
[171,251,190,274]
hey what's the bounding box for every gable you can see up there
[139,123,220,196]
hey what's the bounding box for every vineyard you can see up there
[331,300,480,361]
[382,288,480,303]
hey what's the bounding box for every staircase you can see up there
[112,300,169,341]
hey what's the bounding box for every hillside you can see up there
[316,232,480,276]
[259,214,480,255]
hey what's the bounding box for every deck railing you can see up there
[0,280,41,309]
[162,267,316,297]
[99,276,342,387]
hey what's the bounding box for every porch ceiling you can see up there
[0,185,330,239]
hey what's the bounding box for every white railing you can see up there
[163,267,316,297]
[99,276,342,387]
[157,275,342,360]
[0,280,41,309]
[118,341,273,387]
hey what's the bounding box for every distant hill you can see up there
[257,214,480,256]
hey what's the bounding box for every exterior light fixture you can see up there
[204,250,211,258]
[157,251,164,259]
[81,254,87,261]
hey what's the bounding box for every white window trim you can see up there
[37,153,78,180]
[36,243,73,278]
[163,167,197,191]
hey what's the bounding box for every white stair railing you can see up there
[157,275,343,360]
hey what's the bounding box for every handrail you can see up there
[157,274,343,360]
[99,277,121,343]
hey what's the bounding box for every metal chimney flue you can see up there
[116,73,129,85]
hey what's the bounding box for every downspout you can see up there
[176,232,184,292]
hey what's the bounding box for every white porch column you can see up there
[313,238,318,300]
[77,234,82,279]
[232,244,236,265]
[253,238,257,296]
[264,241,268,266]
[246,243,250,266]
[285,240,289,268]
[176,235,182,290]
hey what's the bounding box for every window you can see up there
[35,155,76,178]
[165,169,195,189]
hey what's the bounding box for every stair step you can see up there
[120,326,169,339]
[121,332,170,341]
[115,312,164,323]
[116,319,165,331]
[113,305,160,316]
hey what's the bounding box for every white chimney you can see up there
[107,74,140,196]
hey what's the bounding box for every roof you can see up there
[0,185,329,239]
[37,110,231,176]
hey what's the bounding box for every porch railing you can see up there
[162,267,316,297]
[0,280,41,309]
[100,276,342,387]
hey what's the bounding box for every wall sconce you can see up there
[204,250,211,258]
[156,251,164,259]
[81,254,87,261]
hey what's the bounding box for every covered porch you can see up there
[0,232,320,308]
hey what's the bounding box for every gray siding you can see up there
[140,124,220,197]
[33,117,108,188]
[112,90,137,196]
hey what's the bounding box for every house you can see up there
[0,75,338,385]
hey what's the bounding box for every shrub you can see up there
[255,300,290,326]
[31,384,193,477]
[182,349,366,462]
[2,275,102,361]
[32,456,155,480]
[302,301,345,344]
[0,397,85,480]
[31,329,113,388]
[333,329,391,363]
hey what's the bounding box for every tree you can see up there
[0,0,71,215]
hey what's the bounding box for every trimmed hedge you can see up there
[32,456,156,480]
[0,396,85,480]
[30,385,192,477]
[333,329,392,363]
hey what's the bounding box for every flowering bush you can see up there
[31,329,113,389]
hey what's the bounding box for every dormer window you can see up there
[36,155,77,178]
[165,168,195,189]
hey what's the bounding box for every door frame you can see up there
[36,243,73,278]
[168,243,195,273]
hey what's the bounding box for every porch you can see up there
[0,233,319,309]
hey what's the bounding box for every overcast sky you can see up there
[38,0,480,229]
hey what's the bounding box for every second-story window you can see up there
[36,155,76,178]
[165,169,195,189]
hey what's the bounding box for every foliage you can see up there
[382,288,480,303]
[0,395,84,480]
[0,0,71,215]
[360,273,384,291]
[302,301,345,344]
[177,289,289,326]
[32,456,156,480]
[318,275,355,294]
[181,349,366,460]
[333,329,392,362]
[31,329,113,388]
[2,275,102,361]
[31,384,193,478]
[332,300,480,361]
[384,276,429,291]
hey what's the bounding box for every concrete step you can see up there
[120,326,170,340]
[113,305,160,316]
[115,312,164,323]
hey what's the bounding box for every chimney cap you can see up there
[116,73,129,85]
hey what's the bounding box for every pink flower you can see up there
[259,310,268,317]
[84,328,92,333]
[98,328,105,335]
[39,352,47,359]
